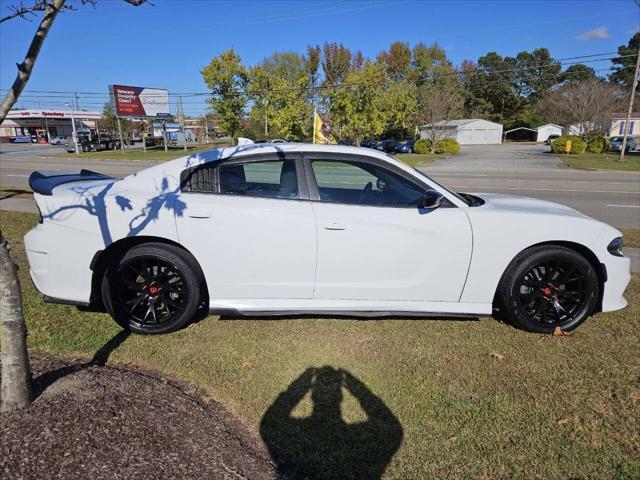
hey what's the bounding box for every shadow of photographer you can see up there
[260,366,403,479]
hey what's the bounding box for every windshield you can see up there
[411,167,470,205]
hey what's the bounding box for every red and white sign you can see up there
[110,84,170,118]
[5,110,101,119]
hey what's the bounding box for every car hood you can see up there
[470,192,593,220]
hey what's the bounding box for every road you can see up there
[2,142,638,228]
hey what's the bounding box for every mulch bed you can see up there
[0,353,277,480]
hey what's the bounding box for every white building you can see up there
[607,112,639,138]
[420,119,503,145]
[0,109,101,143]
[536,123,563,142]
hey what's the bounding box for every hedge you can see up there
[551,135,587,154]
[434,138,461,154]
[586,136,610,154]
[413,139,430,154]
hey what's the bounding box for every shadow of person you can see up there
[32,329,131,400]
[260,366,403,480]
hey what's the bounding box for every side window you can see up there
[219,159,299,199]
[311,160,426,207]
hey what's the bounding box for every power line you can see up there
[3,53,636,104]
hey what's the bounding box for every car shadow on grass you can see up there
[260,366,403,480]
[31,329,131,400]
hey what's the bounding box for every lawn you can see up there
[558,151,640,171]
[2,210,639,479]
[52,142,230,161]
[395,153,443,167]
[621,229,640,248]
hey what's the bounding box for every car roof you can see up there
[180,142,400,165]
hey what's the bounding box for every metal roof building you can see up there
[419,119,503,145]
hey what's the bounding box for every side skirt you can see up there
[209,299,492,318]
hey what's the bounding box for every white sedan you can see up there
[24,143,630,334]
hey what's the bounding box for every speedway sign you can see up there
[109,85,171,118]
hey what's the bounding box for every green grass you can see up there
[2,210,639,479]
[52,142,230,161]
[558,151,640,171]
[395,153,444,167]
[621,229,640,248]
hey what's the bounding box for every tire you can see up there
[82,143,90,153]
[497,245,599,333]
[101,243,202,334]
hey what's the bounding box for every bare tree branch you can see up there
[0,0,66,124]
[0,0,92,24]
[536,79,626,138]
[0,0,148,124]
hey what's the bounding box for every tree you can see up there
[536,79,625,138]
[0,0,147,124]
[416,78,464,153]
[320,42,352,85]
[513,48,561,98]
[473,52,521,126]
[378,41,411,81]
[0,231,31,412]
[330,60,388,142]
[562,64,597,84]
[459,59,492,117]
[248,52,313,140]
[0,0,147,414]
[201,48,249,139]
[610,33,640,88]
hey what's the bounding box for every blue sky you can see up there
[1,0,638,115]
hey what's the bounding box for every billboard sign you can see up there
[110,85,171,118]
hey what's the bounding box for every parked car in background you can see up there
[25,143,629,335]
[375,139,399,153]
[544,134,560,146]
[609,136,637,152]
[394,140,415,153]
[49,136,66,145]
[360,139,377,148]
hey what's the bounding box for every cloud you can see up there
[576,26,609,40]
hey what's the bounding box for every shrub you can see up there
[413,139,430,154]
[551,135,587,154]
[586,136,609,154]
[434,138,461,154]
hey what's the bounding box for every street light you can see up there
[65,102,79,155]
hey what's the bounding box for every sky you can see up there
[0,0,638,116]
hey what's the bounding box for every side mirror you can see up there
[420,190,443,209]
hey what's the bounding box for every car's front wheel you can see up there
[101,243,202,334]
[497,245,599,333]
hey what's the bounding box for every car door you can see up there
[305,154,472,302]
[175,153,316,300]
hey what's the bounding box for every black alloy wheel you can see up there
[498,246,599,333]
[102,243,202,334]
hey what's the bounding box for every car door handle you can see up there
[187,210,212,219]
[324,222,346,231]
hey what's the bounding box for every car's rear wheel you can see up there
[497,245,599,333]
[101,243,202,334]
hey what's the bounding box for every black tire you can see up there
[497,245,599,333]
[81,143,90,153]
[101,243,202,334]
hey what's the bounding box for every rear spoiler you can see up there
[28,169,113,196]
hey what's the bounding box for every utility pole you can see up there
[264,99,268,136]
[178,96,187,151]
[74,91,80,110]
[620,44,640,161]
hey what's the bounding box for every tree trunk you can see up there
[0,0,66,124]
[0,229,32,412]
